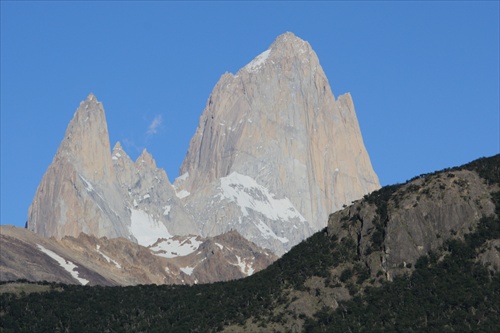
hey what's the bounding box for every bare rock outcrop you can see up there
[327,167,499,280]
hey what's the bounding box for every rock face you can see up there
[327,164,499,281]
[27,32,379,260]
[27,94,129,239]
[175,32,379,254]
[24,93,276,284]
[27,94,196,243]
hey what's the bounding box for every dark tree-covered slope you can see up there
[1,154,499,332]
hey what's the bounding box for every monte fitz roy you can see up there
[3,32,380,285]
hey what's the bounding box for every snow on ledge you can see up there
[176,172,189,181]
[37,244,89,285]
[79,174,94,192]
[176,189,191,199]
[180,266,194,276]
[96,245,121,269]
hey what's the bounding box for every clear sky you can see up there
[1,2,499,227]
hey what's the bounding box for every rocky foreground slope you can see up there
[0,226,276,285]
[26,32,379,258]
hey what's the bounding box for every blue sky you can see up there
[1,2,499,227]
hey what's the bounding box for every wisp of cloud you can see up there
[147,115,163,135]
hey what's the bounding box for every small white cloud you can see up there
[122,138,144,155]
[147,115,163,135]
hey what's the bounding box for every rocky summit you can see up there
[27,94,129,240]
[175,32,379,254]
[23,32,379,282]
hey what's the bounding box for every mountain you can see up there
[26,32,379,257]
[27,94,197,243]
[18,95,276,285]
[2,155,498,332]
[176,31,380,254]
[27,94,126,239]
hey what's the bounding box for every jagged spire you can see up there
[58,93,113,182]
[239,32,316,75]
[136,148,157,169]
[113,141,123,151]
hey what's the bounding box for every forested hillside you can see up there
[1,155,499,332]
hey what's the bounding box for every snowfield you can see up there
[129,209,172,247]
[218,171,306,223]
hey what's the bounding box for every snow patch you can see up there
[149,236,203,258]
[176,172,189,181]
[180,266,194,275]
[163,205,171,216]
[129,209,172,247]
[233,255,255,276]
[176,189,191,199]
[112,153,122,161]
[245,49,271,73]
[218,172,306,223]
[79,175,94,192]
[215,243,224,250]
[37,244,89,285]
[95,245,121,269]
[143,193,150,200]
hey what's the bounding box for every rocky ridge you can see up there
[327,165,499,281]
[0,226,277,286]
